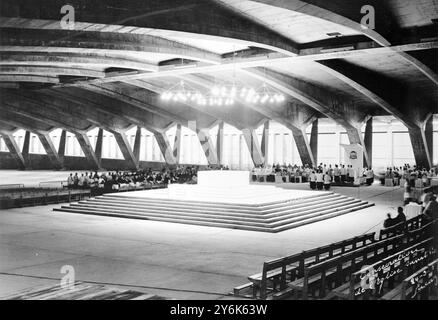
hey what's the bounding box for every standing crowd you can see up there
[252,163,374,190]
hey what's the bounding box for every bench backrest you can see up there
[401,259,438,300]
[379,215,429,241]
[296,233,376,276]
[350,237,436,300]
[258,232,376,298]
[303,234,406,296]
[406,215,423,231]
[379,221,406,240]
[407,220,436,243]
[261,232,376,281]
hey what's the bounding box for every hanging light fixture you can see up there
[161,80,284,106]
[161,80,208,106]
[160,59,285,106]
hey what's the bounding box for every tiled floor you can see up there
[0,170,405,299]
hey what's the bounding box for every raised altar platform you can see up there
[121,170,328,205]
[54,171,374,232]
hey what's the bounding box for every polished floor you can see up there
[0,170,404,299]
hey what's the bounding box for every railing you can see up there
[39,181,68,188]
[0,183,25,190]
[0,188,91,209]
[1,181,169,209]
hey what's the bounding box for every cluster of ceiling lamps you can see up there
[160,80,285,107]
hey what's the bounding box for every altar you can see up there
[198,170,250,187]
[120,170,330,205]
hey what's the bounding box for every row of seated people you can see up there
[66,166,199,190]
[380,164,438,187]
[252,163,374,187]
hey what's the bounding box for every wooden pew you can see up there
[406,215,424,231]
[336,236,436,300]
[379,215,427,241]
[235,233,376,299]
[381,259,438,300]
[234,217,435,300]
[379,221,406,240]
[325,223,435,300]
[290,233,407,300]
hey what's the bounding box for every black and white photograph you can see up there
[0,0,437,312]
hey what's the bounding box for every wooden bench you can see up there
[406,215,424,230]
[379,215,427,241]
[235,217,436,300]
[381,258,438,300]
[336,237,436,300]
[236,233,376,299]
[291,233,407,300]
[379,221,406,240]
[406,220,436,244]
[325,224,436,300]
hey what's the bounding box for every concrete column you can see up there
[424,116,433,167]
[335,126,341,164]
[112,131,139,170]
[75,132,101,170]
[292,128,315,167]
[216,121,224,165]
[152,130,177,165]
[58,129,67,165]
[95,128,103,164]
[0,131,26,169]
[364,117,373,168]
[197,129,219,166]
[173,124,182,164]
[37,132,62,169]
[133,126,142,162]
[22,130,30,165]
[309,119,318,165]
[242,128,264,167]
[261,121,270,166]
[388,124,394,167]
[409,118,433,169]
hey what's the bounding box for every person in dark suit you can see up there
[383,213,395,229]
[393,207,407,225]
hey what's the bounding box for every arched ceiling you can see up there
[0,0,437,136]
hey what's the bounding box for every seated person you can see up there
[393,207,407,225]
[383,213,395,229]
